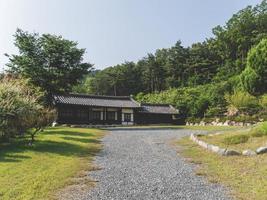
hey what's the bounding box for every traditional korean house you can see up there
[135,103,180,124]
[53,94,180,125]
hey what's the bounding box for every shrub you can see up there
[239,67,260,94]
[249,122,267,137]
[202,117,215,123]
[223,134,249,145]
[0,77,55,141]
[205,106,225,118]
[228,115,258,123]
[259,94,267,110]
[27,108,56,144]
[186,117,201,124]
[225,91,259,115]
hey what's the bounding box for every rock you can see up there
[70,125,80,128]
[200,121,206,126]
[256,146,267,154]
[190,134,197,142]
[61,124,69,127]
[52,121,58,127]
[211,121,217,126]
[223,120,230,126]
[238,122,244,126]
[245,123,252,127]
[217,148,227,156]
[242,149,256,156]
[198,140,208,149]
[217,122,223,126]
[208,144,220,153]
[223,149,241,156]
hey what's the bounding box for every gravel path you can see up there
[84,128,230,200]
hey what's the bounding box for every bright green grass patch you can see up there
[177,137,267,200]
[223,134,249,145]
[0,127,105,200]
[250,122,267,137]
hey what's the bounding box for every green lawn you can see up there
[179,125,240,132]
[178,123,267,200]
[198,122,267,151]
[0,127,105,200]
[115,124,239,131]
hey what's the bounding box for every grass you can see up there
[199,122,267,151]
[114,124,239,132]
[179,125,240,132]
[223,134,249,145]
[178,122,267,200]
[0,127,105,200]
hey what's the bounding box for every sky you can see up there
[0,0,261,71]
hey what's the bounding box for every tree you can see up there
[6,29,92,104]
[240,38,267,94]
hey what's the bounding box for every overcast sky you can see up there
[0,0,261,71]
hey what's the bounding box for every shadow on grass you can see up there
[42,129,95,137]
[0,128,101,163]
[61,136,100,144]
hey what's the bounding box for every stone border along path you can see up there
[72,128,231,200]
[190,133,267,156]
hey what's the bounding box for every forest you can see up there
[72,0,267,122]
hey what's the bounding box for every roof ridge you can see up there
[57,93,132,100]
[141,103,171,107]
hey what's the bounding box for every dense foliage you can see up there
[240,38,267,94]
[0,77,55,142]
[6,29,93,104]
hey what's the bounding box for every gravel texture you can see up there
[84,128,230,200]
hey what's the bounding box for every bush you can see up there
[186,117,201,124]
[227,115,258,123]
[225,91,259,115]
[223,134,249,145]
[249,122,267,137]
[202,117,215,123]
[0,77,55,141]
[259,94,267,110]
[205,106,225,118]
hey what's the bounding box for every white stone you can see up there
[200,121,206,126]
[256,146,267,154]
[198,141,208,149]
[52,121,57,127]
[242,149,256,156]
[217,148,227,155]
[208,144,220,153]
[224,149,241,156]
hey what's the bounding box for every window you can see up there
[92,111,101,120]
[124,113,131,122]
[107,111,116,120]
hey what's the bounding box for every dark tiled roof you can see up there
[53,94,140,108]
[140,103,179,114]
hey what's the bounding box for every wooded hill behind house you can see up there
[73,1,267,122]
